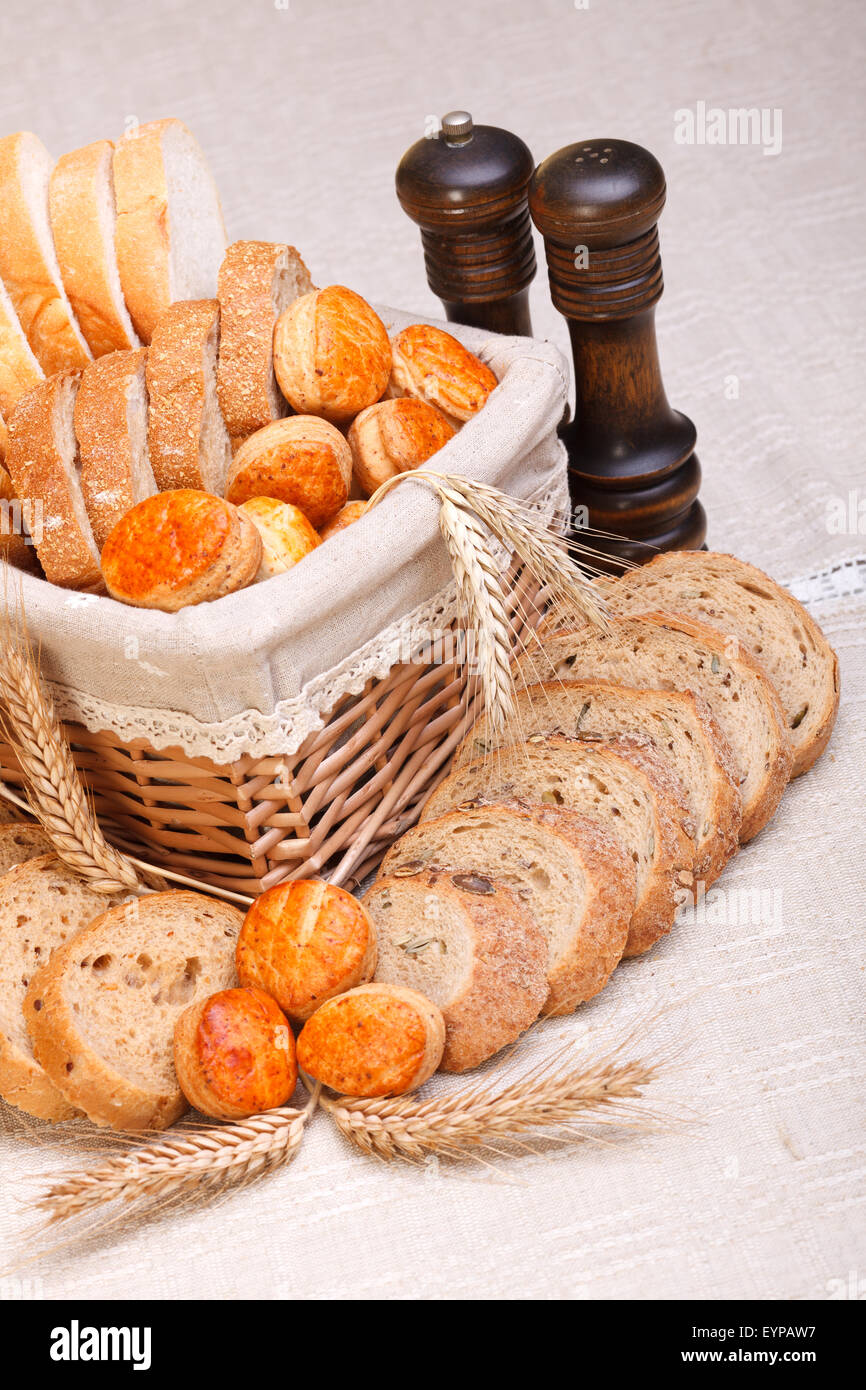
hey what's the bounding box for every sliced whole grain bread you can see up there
[146,298,231,494]
[0,274,44,425]
[0,854,122,1121]
[519,614,793,842]
[365,870,547,1072]
[25,890,243,1130]
[75,348,157,549]
[217,240,314,442]
[0,133,91,373]
[423,735,697,958]
[601,552,839,777]
[112,119,227,344]
[379,802,634,1016]
[0,822,52,873]
[0,457,40,573]
[459,680,742,886]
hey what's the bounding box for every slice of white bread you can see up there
[520,615,793,842]
[76,348,157,549]
[146,299,231,493]
[217,240,313,441]
[0,822,52,873]
[113,119,227,344]
[5,371,103,589]
[459,681,742,886]
[379,803,634,1016]
[49,139,140,358]
[365,869,547,1072]
[0,133,92,373]
[601,552,840,778]
[423,735,697,958]
[0,275,44,424]
[25,890,243,1130]
[0,854,122,1121]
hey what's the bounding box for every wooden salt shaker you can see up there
[396,111,536,337]
[529,139,707,567]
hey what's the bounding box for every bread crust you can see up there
[76,348,154,549]
[318,500,367,540]
[0,457,40,572]
[174,987,298,1120]
[238,497,320,580]
[296,982,445,1096]
[146,298,230,493]
[0,279,43,422]
[48,139,139,357]
[387,324,497,424]
[226,416,352,527]
[101,490,262,610]
[347,397,455,496]
[273,286,392,423]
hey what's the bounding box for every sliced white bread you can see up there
[520,615,793,842]
[217,240,314,441]
[423,735,697,958]
[379,803,634,1016]
[49,139,140,358]
[601,552,840,778]
[146,298,231,493]
[0,822,52,873]
[25,890,243,1130]
[5,371,103,589]
[0,854,122,1121]
[459,681,742,886]
[0,274,44,424]
[0,133,91,373]
[75,348,157,549]
[112,119,227,344]
[365,869,547,1072]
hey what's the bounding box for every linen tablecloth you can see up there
[0,0,863,1301]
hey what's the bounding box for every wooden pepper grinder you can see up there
[396,111,536,337]
[529,139,707,567]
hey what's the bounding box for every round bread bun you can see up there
[174,986,298,1121]
[225,416,352,527]
[319,500,368,541]
[273,285,392,423]
[296,983,445,1097]
[347,397,456,497]
[388,324,498,424]
[238,496,321,580]
[101,489,262,611]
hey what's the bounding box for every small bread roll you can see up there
[297,983,445,1097]
[174,987,297,1121]
[238,497,320,580]
[236,880,376,1024]
[319,500,367,541]
[388,324,498,424]
[226,416,352,528]
[101,489,262,611]
[347,397,456,497]
[273,285,391,424]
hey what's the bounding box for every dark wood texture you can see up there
[530,138,706,567]
[396,114,536,337]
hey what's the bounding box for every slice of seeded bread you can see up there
[0,854,122,1121]
[519,614,793,842]
[600,552,840,777]
[25,890,243,1130]
[146,299,231,494]
[75,347,157,549]
[0,822,52,873]
[365,870,547,1072]
[423,735,697,958]
[379,802,634,1016]
[458,680,742,886]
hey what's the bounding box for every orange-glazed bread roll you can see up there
[238,497,320,579]
[174,986,297,1121]
[388,324,497,424]
[319,500,367,541]
[347,397,455,497]
[273,285,392,424]
[101,489,262,611]
[225,416,352,528]
[236,880,376,1025]
[296,983,445,1097]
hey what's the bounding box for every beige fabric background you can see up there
[0,0,864,1301]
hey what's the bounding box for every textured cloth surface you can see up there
[0,0,864,1303]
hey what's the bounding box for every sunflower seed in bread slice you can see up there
[365,870,547,1072]
[601,552,839,777]
[423,736,696,959]
[0,854,124,1121]
[460,680,741,886]
[519,614,793,842]
[146,299,231,494]
[0,822,52,873]
[379,803,634,1016]
[25,890,243,1130]
[76,348,157,549]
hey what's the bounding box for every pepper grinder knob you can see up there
[396,112,536,337]
[530,138,707,567]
